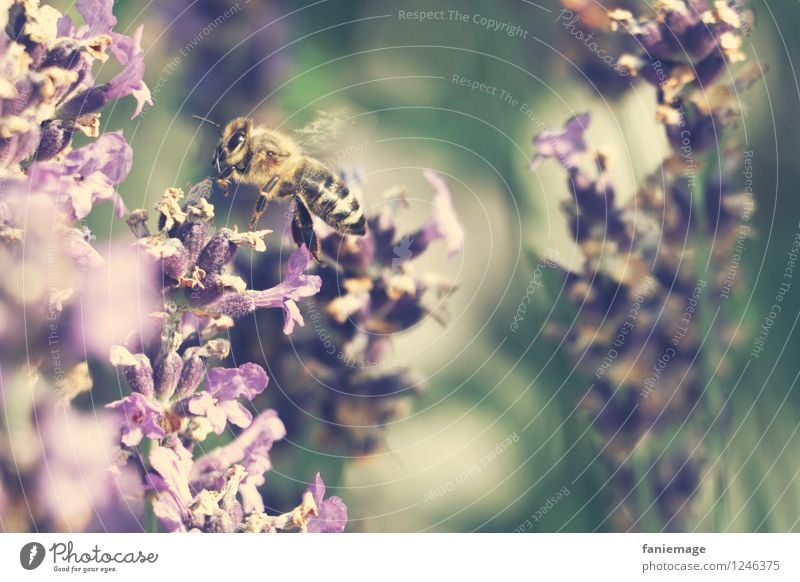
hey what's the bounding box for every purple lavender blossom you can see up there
[105,392,166,447]
[75,0,118,37]
[306,473,347,533]
[149,419,346,533]
[107,346,271,443]
[319,171,462,340]
[105,26,151,118]
[530,113,590,169]
[187,363,269,434]
[34,403,144,532]
[130,185,321,334]
[148,439,194,532]
[0,363,143,532]
[109,345,156,397]
[408,171,465,259]
[206,363,269,402]
[27,132,131,220]
[191,409,286,514]
[608,1,754,153]
[533,0,758,530]
[1,0,151,165]
[205,245,321,333]
[56,2,153,120]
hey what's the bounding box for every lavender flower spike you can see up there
[58,3,153,119]
[148,423,346,532]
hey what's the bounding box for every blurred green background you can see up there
[65,0,800,531]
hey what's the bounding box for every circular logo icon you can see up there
[20,542,46,570]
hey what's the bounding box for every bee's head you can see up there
[213,117,253,178]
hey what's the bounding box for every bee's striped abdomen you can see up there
[299,160,366,236]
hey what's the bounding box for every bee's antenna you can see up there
[192,115,222,131]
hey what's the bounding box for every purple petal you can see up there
[187,392,228,435]
[251,246,321,333]
[287,244,313,278]
[308,472,327,506]
[149,439,192,507]
[106,27,152,118]
[74,242,161,362]
[219,401,253,429]
[531,113,591,169]
[307,473,348,533]
[206,363,268,401]
[28,132,132,221]
[282,299,303,334]
[65,131,132,184]
[77,0,117,36]
[415,171,465,259]
[191,410,286,514]
[105,392,165,446]
[30,404,144,532]
[60,227,105,268]
[150,490,185,533]
[205,247,320,331]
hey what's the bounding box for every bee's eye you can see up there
[267,151,276,159]
[227,132,245,151]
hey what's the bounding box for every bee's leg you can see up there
[291,196,321,263]
[215,178,230,197]
[248,176,281,230]
[248,194,269,230]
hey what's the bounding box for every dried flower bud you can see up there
[125,209,150,239]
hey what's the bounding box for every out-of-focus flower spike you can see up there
[531,113,590,170]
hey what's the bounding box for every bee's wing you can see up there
[293,109,350,149]
[293,108,375,154]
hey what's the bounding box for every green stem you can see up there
[691,162,729,531]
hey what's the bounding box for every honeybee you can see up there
[195,115,367,260]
